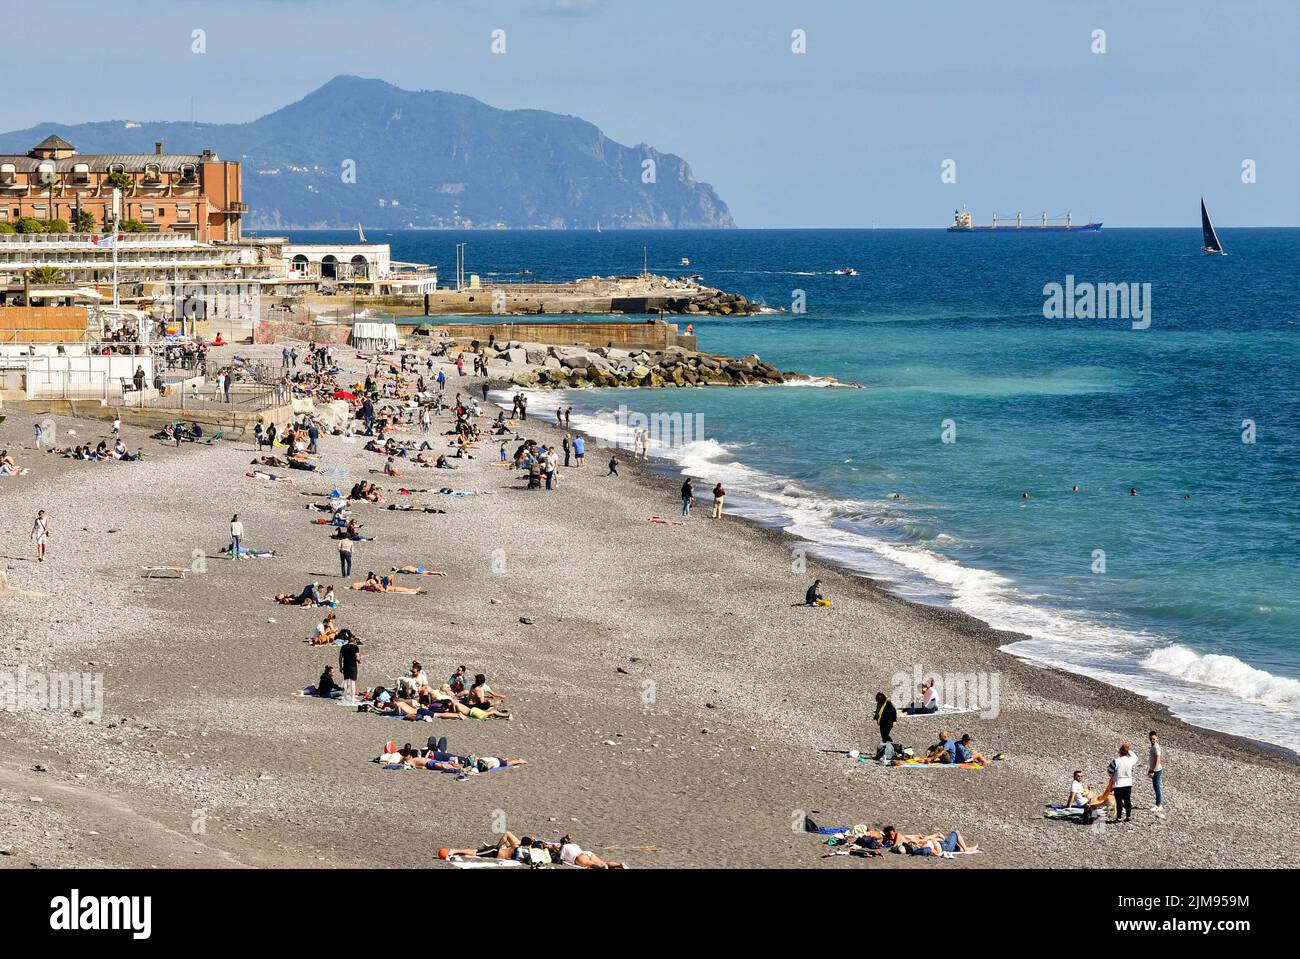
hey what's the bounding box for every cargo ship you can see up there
[948,207,1102,232]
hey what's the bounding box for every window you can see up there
[144,163,161,182]
[0,209,8,221]
[176,205,191,222]
[140,205,155,221]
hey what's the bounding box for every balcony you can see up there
[225,201,249,214]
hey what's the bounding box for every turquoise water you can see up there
[285,228,1300,746]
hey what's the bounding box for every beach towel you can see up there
[447,857,524,868]
[897,706,982,718]
[891,758,984,769]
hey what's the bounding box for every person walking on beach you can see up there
[874,692,898,745]
[1107,743,1137,823]
[31,510,50,563]
[420,408,431,434]
[1147,731,1165,813]
[112,416,121,438]
[565,407,572,429]
[711,483,726,519]
[253,421,265,451]
[230,514,244,560]
[681,478,694,517]
[339,632,361,703]
[556,408,564,428]
[608,454,619,477]
[338,535,353,578]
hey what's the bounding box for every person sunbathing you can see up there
[391,565,447,576]
[556,834,627,869]
[275,582,333,606]
[442,832,527,861]
[350,571,424,594]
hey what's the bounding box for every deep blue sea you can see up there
[282,228,1300,748]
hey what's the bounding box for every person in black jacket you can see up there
[805,580,824,606]
[874,692,898,744]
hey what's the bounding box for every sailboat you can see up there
[1200,198,1224,255]
[357,222,367,243]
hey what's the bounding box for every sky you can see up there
[5,0,1296,228]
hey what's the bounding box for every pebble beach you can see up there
[2,340,1298,870]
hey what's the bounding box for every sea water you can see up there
[286,227,1300,749]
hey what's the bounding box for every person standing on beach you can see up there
[230,514,244,559]
[1147,731,1165,812]
[573,435,585,467]
[112,416,121,438]
[339,632,361,703]
[874,692,897,744]
[711,483,726,519]
[1107,743,1137,823]
[565,407,572,429]
[562,434,571,467]
[556,408,564,428]
[608,454,619,477]
[338,535,353,578]
[681,478,694,517]
[31,510,50,563]
[254,421,265,451]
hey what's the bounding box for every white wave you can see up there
[1142,645,1300,708]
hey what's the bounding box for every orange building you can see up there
[0,135,244,242]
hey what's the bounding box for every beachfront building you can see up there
[283,242,392,281]
[0,135,244,242]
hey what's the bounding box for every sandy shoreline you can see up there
[2,340,1298,869]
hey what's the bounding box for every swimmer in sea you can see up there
[1071,485,1080,493]
[1130,488,1138,496]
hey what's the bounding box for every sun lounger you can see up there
[142,565,189,580]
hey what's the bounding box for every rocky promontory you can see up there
[483,341,845,390]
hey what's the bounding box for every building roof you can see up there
[34,134,75,151]
[0,154,210,173]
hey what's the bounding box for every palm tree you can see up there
[28,266,65,285]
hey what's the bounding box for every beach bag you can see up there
[874,742,895,763]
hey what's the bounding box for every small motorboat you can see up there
[680,257,691,266]
[834,267,859,276]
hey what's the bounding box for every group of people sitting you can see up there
[918,730,995,766]
[154,422,205,444]
[275,581,338,607]
[49,439,142,463]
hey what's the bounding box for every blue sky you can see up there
[6,0,1296,227]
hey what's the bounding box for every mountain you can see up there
[0,76,735,230]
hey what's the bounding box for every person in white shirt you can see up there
[1107,743,1138,823]
[1067,770,1088,808]
[230,514,244,559]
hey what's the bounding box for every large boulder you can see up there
[510,370,539,387]
[525,349,547,365]
[503,347,528,366]
[560,354,592,370]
